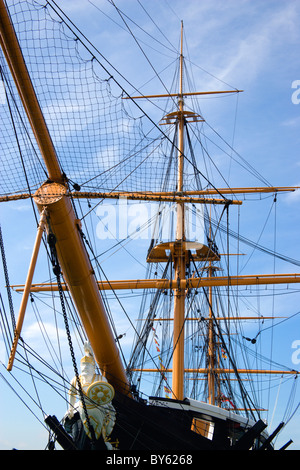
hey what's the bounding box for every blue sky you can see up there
[1,0,300,450]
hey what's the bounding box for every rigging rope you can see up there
[46,226,97,447]
[0,223,15,333]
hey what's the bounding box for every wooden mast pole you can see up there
[207,209,216,405]
[0,0,130,394]
[207,261,215,404]
[12,272,300,292]
[7,209,47,371]
[172,22,186,400]
[1,186,298,204]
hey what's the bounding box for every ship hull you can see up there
[55,392,271,451]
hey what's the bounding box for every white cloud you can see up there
[284,187,300,204]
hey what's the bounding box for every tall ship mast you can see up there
[130,23,243,403]
[0,0,299,451]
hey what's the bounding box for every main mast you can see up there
[172,22,187,400]
[171,24,219,401]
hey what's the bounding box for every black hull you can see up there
[48,391,277,451]
[109,392,216,450]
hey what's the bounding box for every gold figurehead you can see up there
[64,342,117,449]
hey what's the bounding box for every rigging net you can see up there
[0,0,179,198]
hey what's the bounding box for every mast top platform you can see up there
[147,241,220,263]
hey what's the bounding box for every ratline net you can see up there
[0,0,178,198]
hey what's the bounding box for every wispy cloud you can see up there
[282,117,300,128]
[184,1,300,86]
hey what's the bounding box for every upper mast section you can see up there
[179,20,184,97]
[176,20,185,239]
